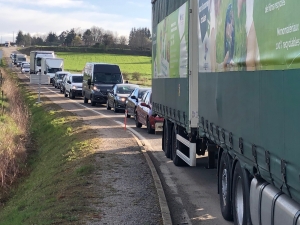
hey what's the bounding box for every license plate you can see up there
[155,122,163,132]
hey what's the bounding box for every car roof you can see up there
[86,62,119,66]
[115,84,139,87]
[56,71,70,74]
[70,74,83,76]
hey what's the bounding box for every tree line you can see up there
[15,26,151,50]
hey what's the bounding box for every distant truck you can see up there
[4,41,10,47]
[152,1,300,225]
[30,51,55,74]
[41,58,64,83]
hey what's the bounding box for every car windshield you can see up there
[58,74,65,79]
[72,76,83,83]
[94,72,122,84]
[23,65,30,68]
[117,86,137,94]
[48,68,62,73]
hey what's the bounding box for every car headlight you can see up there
[118,97,126,102]
[72,85,77,90]
[93,86,100,92]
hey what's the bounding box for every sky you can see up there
[0,0,151,43]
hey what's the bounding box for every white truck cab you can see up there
[30,51,55,74]
[41,58,64,83]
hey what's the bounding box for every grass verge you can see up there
[0,58,101,224]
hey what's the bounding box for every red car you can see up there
[135,89,164,134]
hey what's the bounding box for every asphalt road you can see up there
[6,47,233,225]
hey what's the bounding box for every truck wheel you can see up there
[171,125,186,166]
[219,151,233,221]
[114,102,119,113]
[232,161,252,225]
[135,113,142,128]
[84,95,88,103]
[91,100,96,106]
[69,90,75,99]
[163,121,171,158]
[147,117,155,134]
[106,100,111,110]
[64,90,68,97]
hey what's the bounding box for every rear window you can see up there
[72,76,83,83]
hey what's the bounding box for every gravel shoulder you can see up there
[2,47,164,225]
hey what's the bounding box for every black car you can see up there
[107,84,139,113]
[125,87,151,118]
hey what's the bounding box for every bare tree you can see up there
[90,26,104,44]
[119,35,127,49]
[82,29,93,46]
[102,32,114,49]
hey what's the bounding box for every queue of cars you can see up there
[11,52,164,134]
[11,53,30,74]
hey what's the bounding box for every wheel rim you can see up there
[235,176,244,225]
[221,167,228,207]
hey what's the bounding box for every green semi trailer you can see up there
[151,0,300,224]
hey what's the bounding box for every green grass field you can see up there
[56,52,152,76]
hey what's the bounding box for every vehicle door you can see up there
[65,75,72,92]
[127,89,138,115]
[141,91,151,125]
[137,91,148,125]
[108,85,116,107]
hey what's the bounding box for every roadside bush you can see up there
[0,60,29,191]
[122,72,130,80]
[132,72,141,81]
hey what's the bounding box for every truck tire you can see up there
[171,125,186,166]
[163,121,171,158]
[232,161,252,225]
[147,117,155,134]
[84,95,88,103]
[64,90,68,97]
[69,90,75,99]
[114,102,119,113]
[219,151,233,221]
[106,100,111,110]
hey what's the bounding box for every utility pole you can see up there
[13,31,14,43]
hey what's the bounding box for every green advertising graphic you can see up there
[153,2,189,78]
[198,0,299,72]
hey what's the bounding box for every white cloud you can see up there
[0,0,85,8]
[0,3,151,42]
